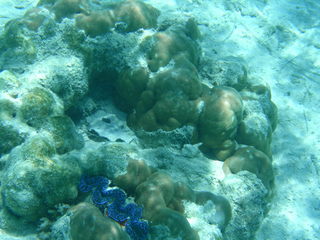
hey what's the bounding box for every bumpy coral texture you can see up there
[113,0,160,32]
[0,17,37,70]
[75,0,160,36]
[223,146,274,190]
[45,115,84,154]
[75,10,115,37]
[236,85,278,157]
[19,87,56,127]
[114,160,232,239]
[0,121,25,154]
[145,28,200,72]
[22,7,47,31]
[198,86,243,160]
[112,20,248,161]
[1,135,81,221]
[127,59,203,132]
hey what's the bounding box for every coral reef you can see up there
[0,0,278,239]
[127,63,203,131]
[0,18,37,70]
[77,142,135,177]
[114,68,150,112]
[22,7,48,31]
[44,115,84,154]
[201,57,248,91]
[27,55,88,109]
[0,70,20,90]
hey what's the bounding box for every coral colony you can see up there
[79,176,148,240]
[0,0,278,239]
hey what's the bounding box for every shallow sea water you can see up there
[0,0,319,240]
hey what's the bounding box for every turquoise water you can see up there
[0,1,319,240]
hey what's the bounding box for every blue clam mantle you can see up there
[79,176,148,240]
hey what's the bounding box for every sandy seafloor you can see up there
[0,0,320,239]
